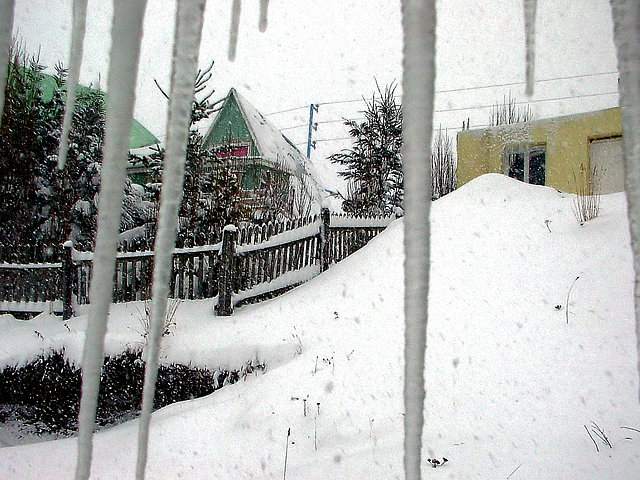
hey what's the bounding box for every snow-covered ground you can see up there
[1,174,639,479]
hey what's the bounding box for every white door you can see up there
[589,137,624,193]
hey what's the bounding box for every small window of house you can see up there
[504,144,546,186]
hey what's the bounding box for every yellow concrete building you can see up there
[456,107,624,194]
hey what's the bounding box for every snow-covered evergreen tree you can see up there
[0,47,150,258]
[330,82,403,216]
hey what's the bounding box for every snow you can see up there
[2,174,638,478]
[74,2,148,479]
[401,1,437,477]
[57,0,88,170]
[329,214,394,229]
[0,300,61,313]
[610,0,640,404]
[0,262,62,269]
[135,1,206,477]
[233,264,320,305]
[236,219,321,253]
[72,243,222,262]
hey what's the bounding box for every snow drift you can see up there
[0,174,639,479]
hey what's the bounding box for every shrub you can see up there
[0,349,264,435]
[572,163,603,224]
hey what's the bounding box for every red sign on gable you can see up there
[217,145,249,158]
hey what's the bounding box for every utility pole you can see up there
[306,103,319,158]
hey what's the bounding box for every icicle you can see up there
[228,0,241,61]
[523,0,537,97]
[0,0,15,126]
[74,2,148,480]
[258,0,269,32]
[609,0,640,404]
[57,0,89,170]
[401,1,436,479]
[135,1,206,478]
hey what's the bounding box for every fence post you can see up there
[320,207,330,272]
[215,225,237,316]
[62,241,74,320]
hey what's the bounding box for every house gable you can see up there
[203,90,257,155]
[203,88,324,208]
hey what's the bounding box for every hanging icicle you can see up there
[401,0,437,479]
[0,0,15,126]
[228,0,241,61]
[523,0,537,97]
[259,0,270,32]
[609,0,640,404]
[74,2,148,480]
[135,1,206,478]
[57,0,89,170]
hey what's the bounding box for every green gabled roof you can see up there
[37,72,159,150]
[128,118,160,149]
[202,89,255,151]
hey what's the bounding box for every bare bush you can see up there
[254,155,314,222]
[135,297,181,342]
[489,92,533,126]
[431,127,457,199]
[572,163,603,224]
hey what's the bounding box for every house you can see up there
[456,107,624,194]
[202,88,322,218]
[37,72,159,151]
[36,71,160,186]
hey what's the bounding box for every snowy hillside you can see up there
[1,174,639,479]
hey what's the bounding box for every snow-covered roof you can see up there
[220,88,325,205]
[459,107,621,137]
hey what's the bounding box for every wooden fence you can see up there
[0,209,396,318]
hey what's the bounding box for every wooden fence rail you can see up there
[0,209,397,318]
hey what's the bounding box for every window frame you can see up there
[503,143,547,185]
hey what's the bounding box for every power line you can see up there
[295,136,353,146]
[432,90,618,114]
[266,70,618,116]
[281,90,618,132]
[265,104,309,116]
[421,70,617,97]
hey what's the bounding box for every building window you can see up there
[504,144,546,185]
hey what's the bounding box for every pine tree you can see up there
[0,46,150,259]
[330,82,403,216]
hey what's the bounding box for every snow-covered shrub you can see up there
[0,46,152,259]
[0,351,81,434]
[0,349,265,435]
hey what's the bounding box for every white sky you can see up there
[13,0,620,191]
